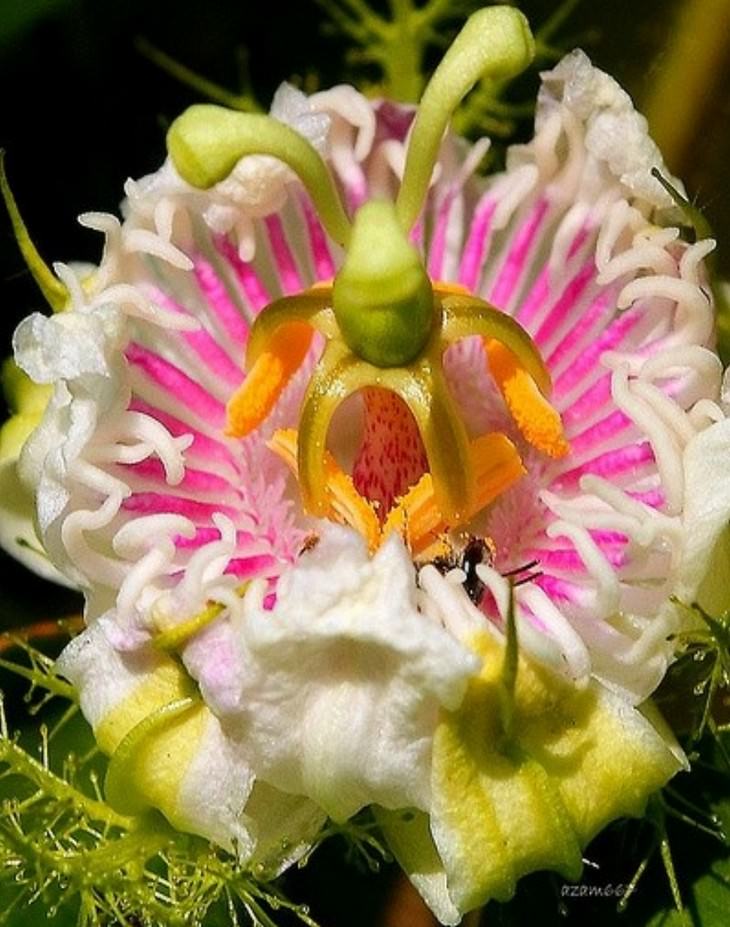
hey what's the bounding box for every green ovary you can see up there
[332,201,434,367]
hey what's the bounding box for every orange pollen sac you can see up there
[225,321,312,438]
[382,432,525,556]
[268,429,381,552]
[485,339,569,459]
[269,428,524,557]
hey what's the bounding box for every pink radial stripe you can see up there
[122,458,235,495]
[526,546,627,573]
[569,408,632,456]
[457,198,496,292]
[128,398,239,472]
[553,308,642,398]
[174,526,258,549]
[193,256,249,344]
[489,198,549,310]
[265,214,304,295]
[217,236,271,314]
[300,196,336,281]
[122,492,238,520]
[534,574,586,604]
[563,225,591,260]
[533,260,596,348]
[561,373,613,431]
[427,191,456,280]
[628,488,665,509]
[550,441,655,491]
[224,554,280,578]
[590,529,629,546]
[126,344,226,427]
[517,227,593,329]
[146,288,243,387]
[546,290,616,373]
[515,265,551,329]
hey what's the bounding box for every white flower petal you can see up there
[226,526,477,821]
[536,49,681,207]
[0,459,71,584]
[56,621,324,863]
[678,417,730,611]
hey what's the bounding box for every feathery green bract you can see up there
[0,638,393,927]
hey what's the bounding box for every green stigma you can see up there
[396,6,535,231]
[333,201,433,367]
[166,6,536,370]
[166,106,352,247]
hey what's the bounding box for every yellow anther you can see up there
[226,321,313,438]
[383,432,525,554]
[269,429,381,552]
[485,340,569,458]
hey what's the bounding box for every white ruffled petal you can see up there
[536,49,681,208]
[226,526,477,822]
[56,622,324,864]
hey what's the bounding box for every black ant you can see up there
[432,535,541,605]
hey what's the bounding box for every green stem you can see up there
[0,150,67,312]
[135,37,260,111]
[0,654,77,701]
[0,737,132,829]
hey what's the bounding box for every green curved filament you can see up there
[439,292,552,395]
[167,106,352,246]
[245,290,338,369]
[153,583,250,652]
[396,6,535,231]
[0,151,67,312]
[104,696,198,815]
[297,340,361,517]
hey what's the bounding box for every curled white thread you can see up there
[517,584,591,684]
[491,164,539,230]
[123,228,193,270]
[618,275,713,345]
[311,85,376,162]
[609,363,685,513]
[177,513,238,608]
[546,519,620,615]
[597,242,677,287]
[680,238,716,282]
[579,475,683,556]
[154,197,177,244]
[688,398,724,427]
[640,344,722,391]
[594,199,644,274]
[113,514,196,625]
[531,108,562,180]
[53,262,88,311]
[630,380,697,445]
[548,201,590,275]
[417,565,484,646]
[84,414,191,485]
[99,283,199,331]
[547,109,587,205]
